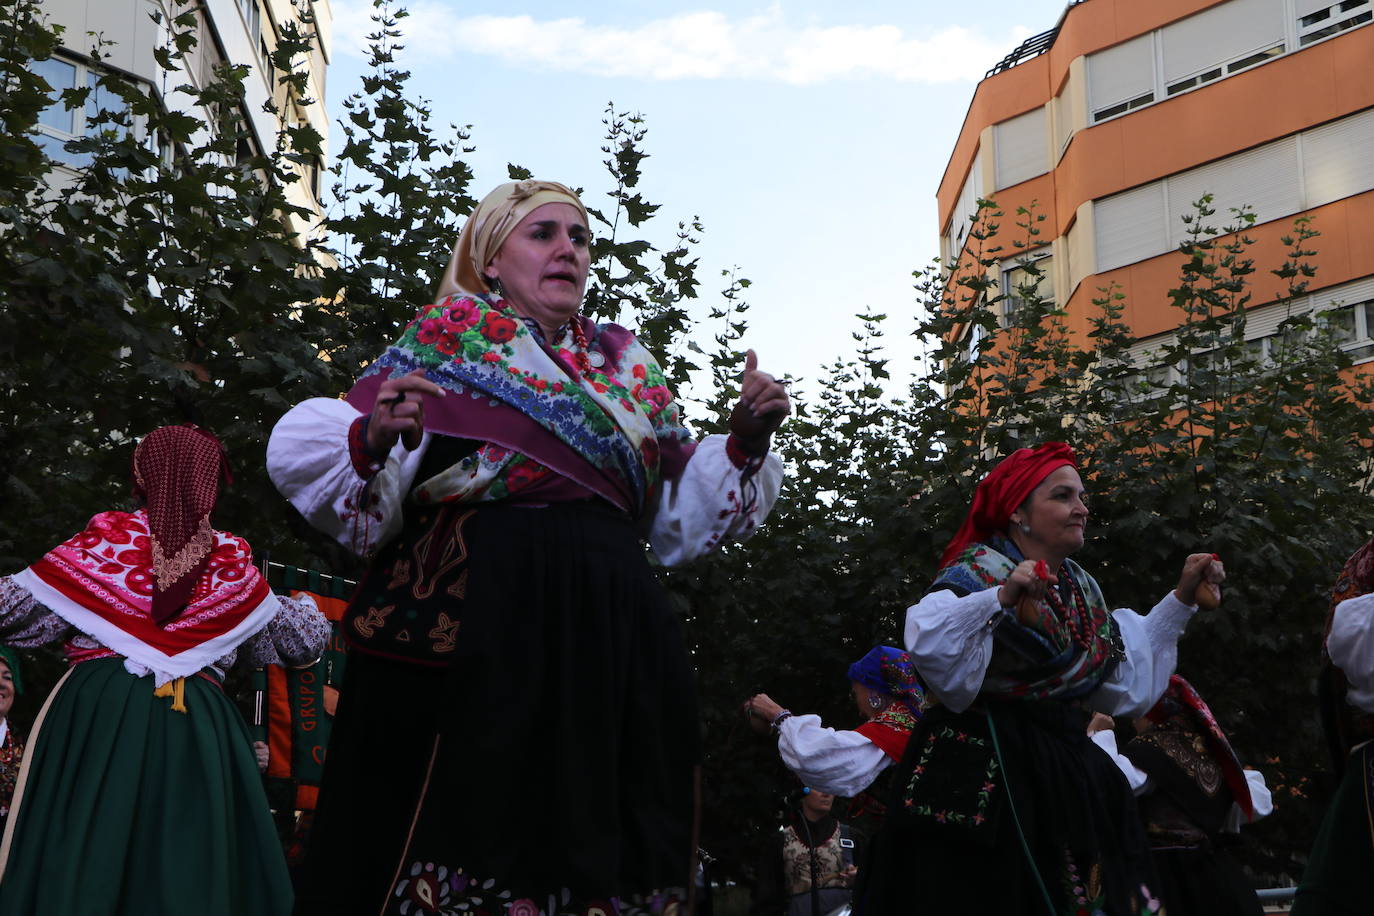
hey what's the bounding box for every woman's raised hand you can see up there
[368,369,445,454]
[741,692,785,735]
[1175,553,1225,607]
[997,559,1056,611]
[729,350,791,454]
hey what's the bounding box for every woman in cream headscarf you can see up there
[270,179,790,915]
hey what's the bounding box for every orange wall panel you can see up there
[939,8,1374,231]
[1054,28,1374,219]
[1065,191,1374,340]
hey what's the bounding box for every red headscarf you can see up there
[939,442,1077,568]
[131,425,232,626]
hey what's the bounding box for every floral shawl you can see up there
[346,295,692,517]
[11,510,278,686]
[930,537,1120,701]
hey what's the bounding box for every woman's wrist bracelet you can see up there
[770,710,793,734]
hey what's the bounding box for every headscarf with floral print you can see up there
[435,180,590,301]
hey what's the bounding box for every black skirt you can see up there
[1152,845,1262,916]
[295,501,700,916]
[855,700,1159,916]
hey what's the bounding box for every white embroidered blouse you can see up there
[267,397,784,565]
[903,587,1199,717]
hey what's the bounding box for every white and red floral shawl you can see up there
[12,510,278,686]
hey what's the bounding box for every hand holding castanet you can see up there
[1175,552,1225,608]
[998,559,1055,626]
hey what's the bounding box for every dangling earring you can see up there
[868,694,886,710]
[1015,519,1031,535]
[485,275,502,295]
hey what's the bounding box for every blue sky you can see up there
[325,0,1071,395]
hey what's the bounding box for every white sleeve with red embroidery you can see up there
[267,397,432,557]
[646,434,783,568]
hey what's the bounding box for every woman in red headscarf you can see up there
[0,425,329,916]
[857,443,1224,916]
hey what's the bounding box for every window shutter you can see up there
[1313,277,1374,311]
[995,106,1048,189]
[1161,0,1285,85]
[1088,35,1155,113]
[1095,182,1169,272]
[1303,107,1374,209]
[1167,137,1301,245]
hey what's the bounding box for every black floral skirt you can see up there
[855,700,1160,916]
[294,502,699,916]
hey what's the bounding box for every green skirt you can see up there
[1291,741,1374,916]
[0,658,292,916]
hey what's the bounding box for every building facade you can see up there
[938,0,1373,379]
[34,0,331,238]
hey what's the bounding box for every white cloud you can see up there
[329,2,1036,84]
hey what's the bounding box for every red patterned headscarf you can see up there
[131,425,231,626]
[939,442,1078,567]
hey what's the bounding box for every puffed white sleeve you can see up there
[1088,593,1197,718]
[1089,729,1154,796]
[1329,593,1374,713]
[1223,769,1274,833]
[903,588,1008,713]
[647,434,783,567]
[267,397,431,557]
[776,714,893,798]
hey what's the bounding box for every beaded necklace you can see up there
[517,311,597,379]
[568,316,594,376]
[1043,564,1096,651]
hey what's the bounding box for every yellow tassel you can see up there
[153,677,188,713]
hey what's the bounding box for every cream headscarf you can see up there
[435,179,591,301]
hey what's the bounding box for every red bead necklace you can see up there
[1043,566,1095,651]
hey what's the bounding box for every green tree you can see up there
[5,0,1371,892]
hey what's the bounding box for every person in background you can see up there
[1292,536,1374,915]
[0,424,329,916]
[0,646,25,833]
[743,646,924,837]
[1089,676,1272,916]
[859,442,1223,916]
[270,179,788,915]
[752,788,860,916]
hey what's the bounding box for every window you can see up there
[259,36,274,84]
[1088,0,1306,123]
[33,56,131,167]
[238,0,261,41]
[1091,107,1374,273]
[1161,0,1284,95]
[943,152,983,269]
[1298,0,1373,44]
[1320,300,1374,360]
[994,107,1048,190]
[1089,34,1154,122]
[964,320,988,364]
[1000,255,1055,327]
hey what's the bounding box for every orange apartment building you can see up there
[938,0,1374,380]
